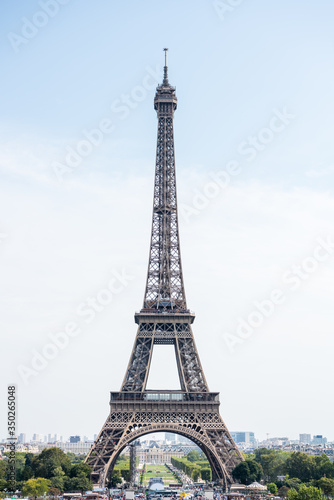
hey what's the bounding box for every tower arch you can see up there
[88,423,236,488]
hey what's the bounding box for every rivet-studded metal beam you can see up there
[85,50,243,489]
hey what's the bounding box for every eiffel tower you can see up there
[85,49,243,488]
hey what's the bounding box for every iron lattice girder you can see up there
[85,394,242,488]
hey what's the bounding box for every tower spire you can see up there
[163,47,169,84]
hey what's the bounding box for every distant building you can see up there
[3,443,38,453]
[37,441,93,454]
[268,437,289,446]
[231,432,255,444]
[123,443,185,464]
[300,434,311,444]
[18,433,26,444]
[312,435,327,445]
[69,435,81,443]
[32,433,44,442]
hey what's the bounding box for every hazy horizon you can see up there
[1,1,333,444]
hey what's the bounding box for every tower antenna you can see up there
[163,47,169,84]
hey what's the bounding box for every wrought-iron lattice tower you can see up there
[85,50,243,487]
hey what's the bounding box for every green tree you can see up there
[285,453,316,483]
[110,470,122,487]
[64,473,92,492]
[317,477,334,496]
[287,486,322,500]
[70,463,92,479]
[22,465,34,481]
[267,483,278,494]
[285,478,302,491]
[201,469,212,481]
[232,460,263,485]
[0,462,7,494]
[20,453,35,481]
[191,466,201,481]
[51,466,66,491]
[120,469,131,482]
[66,453,86,464]
[25,453,35,467]
[0,479,7,492]
[187,451,201,463]
[113,455,130,484]
[22,477,51,499]
[254,448,289,482]
[314,454,334,480]
[32,448,71,478]
[0,461,7,481]
[288,488,299,500]
[13,453,27,482]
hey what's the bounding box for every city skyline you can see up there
[6,430,332,445]
[1,1,334,444]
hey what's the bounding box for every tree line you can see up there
[232,448,334,497]
[0,448,92,497]
[171,450,212,481]
[2,446,333,498]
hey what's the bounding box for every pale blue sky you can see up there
[1,1,334,443]
[1,0,334,185]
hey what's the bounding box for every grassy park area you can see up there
[140,463,181,487]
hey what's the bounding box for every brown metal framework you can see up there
[85,50,243,488]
